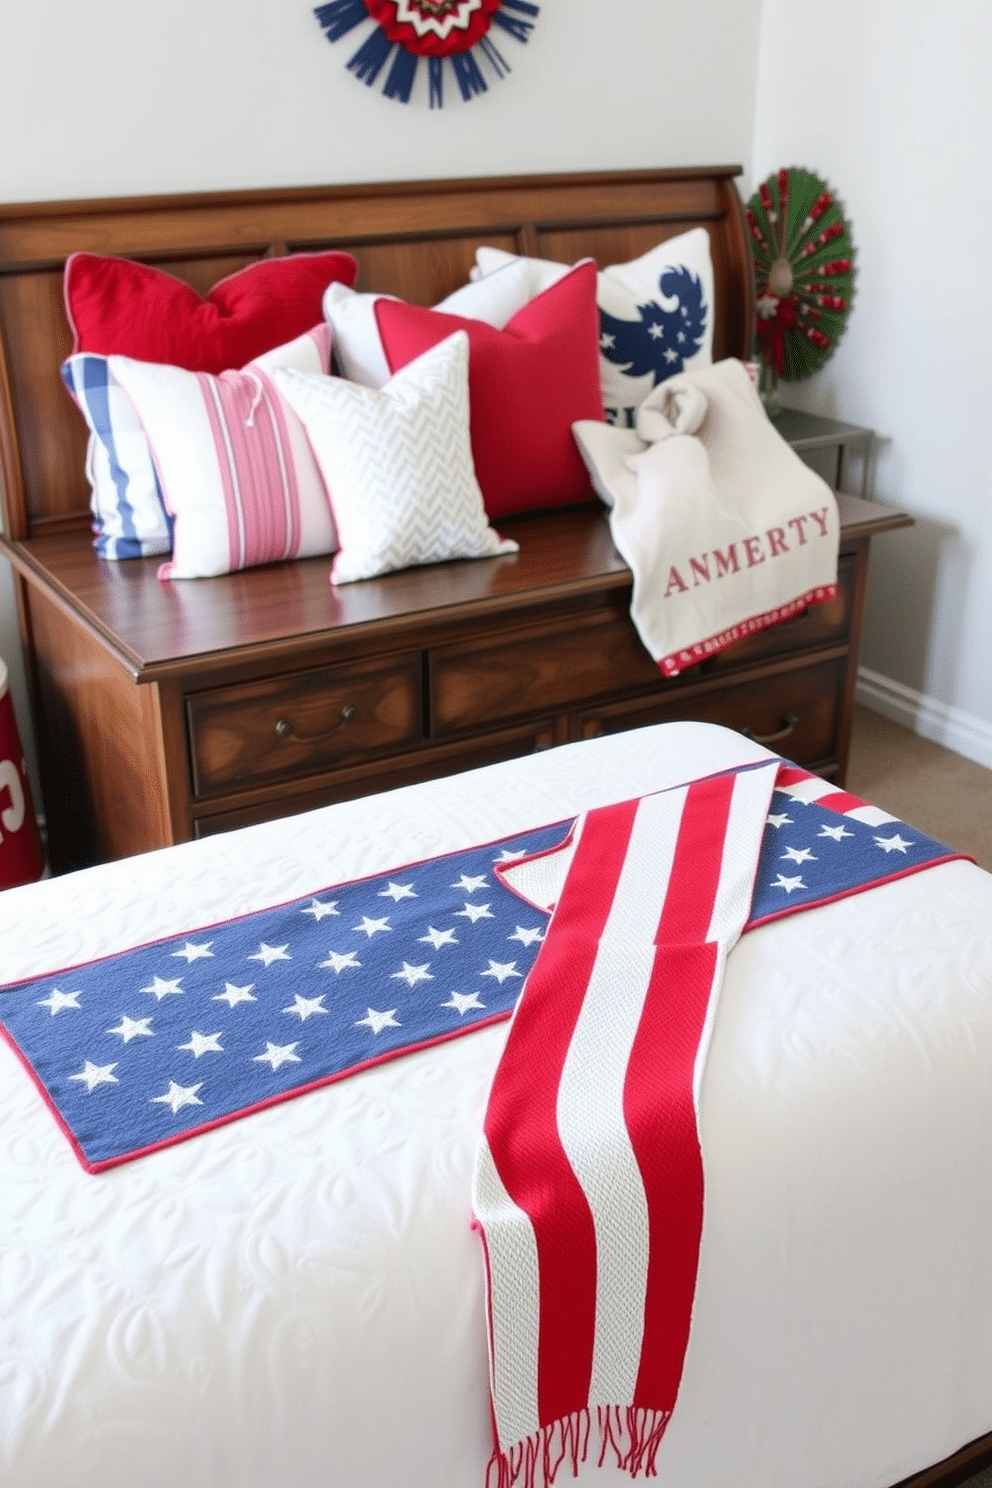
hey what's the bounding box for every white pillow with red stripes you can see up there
[107,326,337,579]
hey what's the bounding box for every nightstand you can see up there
[772,408,875,497]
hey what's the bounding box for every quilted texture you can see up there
[5,722,992,1488]
[473,230,715,426]
[108,325,337,580]
[374,261,603,520]
[65,250,358,373]
[274,332,518,585]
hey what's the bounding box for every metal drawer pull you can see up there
[274,704,355,744]
[741,712,799,745]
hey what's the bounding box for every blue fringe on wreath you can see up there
[313,0,540,107]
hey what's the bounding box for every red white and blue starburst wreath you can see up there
[314,0,540,107]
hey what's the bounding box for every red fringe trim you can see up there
[657,582,839,678]
[488,1406,670,1486]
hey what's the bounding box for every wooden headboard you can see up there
[0,165,752,543]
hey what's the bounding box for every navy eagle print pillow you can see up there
[599,265,708,426]
[472,226,714,428]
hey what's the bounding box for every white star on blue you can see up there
[749,775,952,926]
[1,820,570,1168]
[2,779,954,1171]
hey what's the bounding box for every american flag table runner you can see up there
[0,765,962,1179]
[0,821,569,1172]
[472,762,967,1487]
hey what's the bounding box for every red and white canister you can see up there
[0,658,45,889]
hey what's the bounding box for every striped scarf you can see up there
[472,761,781,1485]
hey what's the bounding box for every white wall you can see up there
[0,0,762,804]
[751,0,992,766]
[6,0,991,790]
[0,0,760,200]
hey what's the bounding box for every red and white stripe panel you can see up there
[195,365,303,572]
[474,761,780,1473]
[773,764,900,826]
[108,325,337,580]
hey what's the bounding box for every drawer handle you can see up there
[274,704,355,745]
[741,712,799,746]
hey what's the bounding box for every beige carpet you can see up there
[847,705,992,871]
[848,707,992,1488]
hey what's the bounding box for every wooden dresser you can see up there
[0,166,909,871]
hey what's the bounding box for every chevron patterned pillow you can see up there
[274,332,518,586]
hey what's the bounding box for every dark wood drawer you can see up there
[429,606,659,737]
[187,652,422,798]
[192,717,562,836]
[428,556,855,739]
[577,656,847,770]
[687,552,856,676]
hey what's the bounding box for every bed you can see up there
[3,720,992,1488]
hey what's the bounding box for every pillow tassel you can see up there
[242,371,264,429]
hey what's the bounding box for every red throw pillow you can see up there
[374,260,604,520]
[64,250,359,374]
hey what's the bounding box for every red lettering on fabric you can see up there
[712,545,740,578]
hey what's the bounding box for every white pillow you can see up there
[322,256,535,389]
[108,326,337,580]
[472,229,715,426]
[274,332,518,586]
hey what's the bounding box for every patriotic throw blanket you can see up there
[0,822,569,1172]
[472,762,966,1487]
[0,759,960,1197]
[572,359,840,676]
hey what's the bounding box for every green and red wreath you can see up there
[746,167,856,382]
[314,0,540,106]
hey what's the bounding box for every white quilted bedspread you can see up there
[2,722,992,1488]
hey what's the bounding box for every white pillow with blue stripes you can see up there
[61,355,172,560]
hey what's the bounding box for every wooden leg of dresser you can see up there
[834,534,872,788]
[26,587,180,870]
